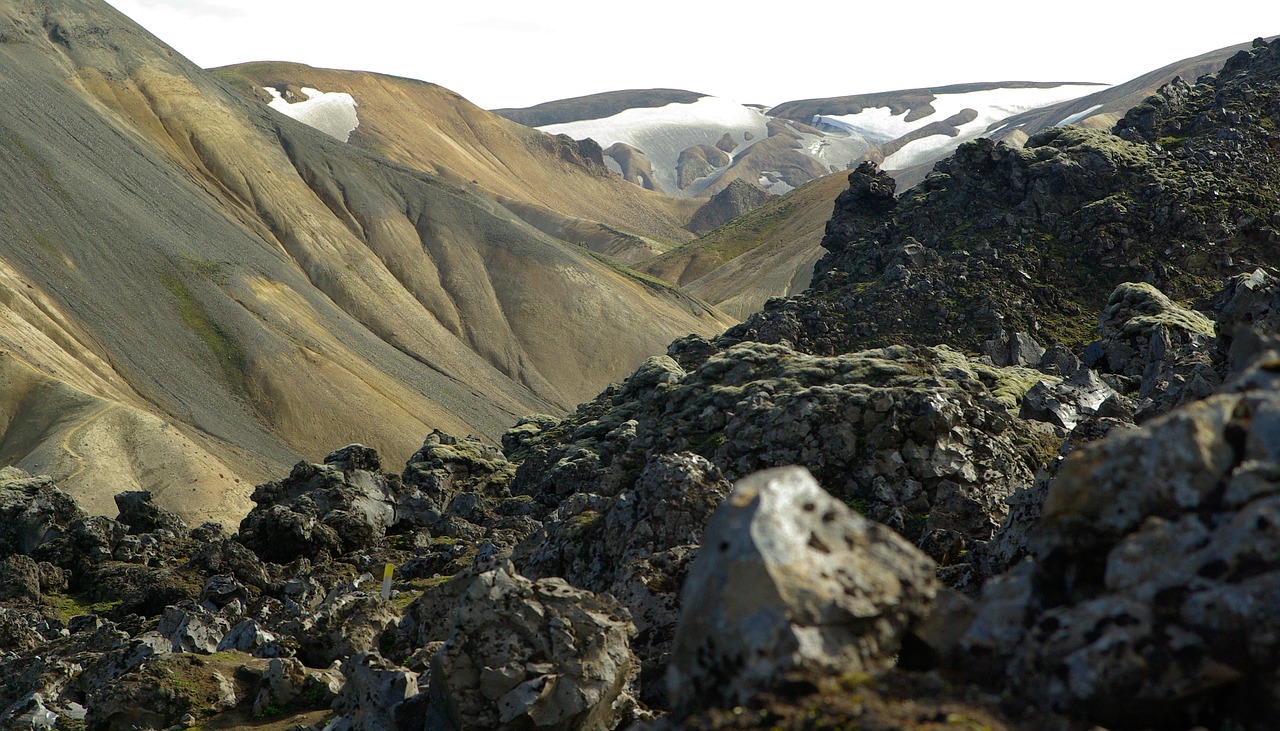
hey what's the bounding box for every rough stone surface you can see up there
[667,466,936,713]
[325,652,419,731]
[964,375,1280,726]
[238,445,405,563]
[428,564,638,731]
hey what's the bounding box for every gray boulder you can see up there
[238,444,405,563]
[427,564,638,731]
[113,491,189,537]
[324,652,419,731]
[0,473,84,557]
[666,466,936,713]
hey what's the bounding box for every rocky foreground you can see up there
[5,33,1280,731]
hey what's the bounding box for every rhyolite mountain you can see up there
[0,0,731,524]
[212,63,705,263]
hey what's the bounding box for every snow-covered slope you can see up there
[813,84,1107,169]
[524,82,1108,198]
[539,97,771,195]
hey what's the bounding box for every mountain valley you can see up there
[3,2,1280,730]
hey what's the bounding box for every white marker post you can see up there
[380,562,393,600]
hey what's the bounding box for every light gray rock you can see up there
[428,564,638,731]
[324,653,419,731]
[156,605,231,654]
[666,466,936,713]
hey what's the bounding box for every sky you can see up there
[102,0,1276,110]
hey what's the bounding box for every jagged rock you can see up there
[981,330,1046,368]
[0,474,85,557]
[1214,268,1280,375]
[0,555,43,603]
[289,591,400,668]
[238,445,405,563]
[218,619,282,657]
[399,430,515,525]
[113,491,189,537]
[666,466,936,713]
[513,452,731,705]
[1018,366,1118,431]
[426,564,638,731]
[513,342,1046,560]
[962,374,1280,726]
[150,604,232,654]
[184,538,271,590]
[198,574,249,615]
[0,608,48,654]
[324,652,419,731]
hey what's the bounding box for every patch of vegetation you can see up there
[177,253,228,285]
[47,593,121,622]
[1156,135,1190,149]
[162,274,249,394]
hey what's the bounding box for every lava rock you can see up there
[666,466,936,713]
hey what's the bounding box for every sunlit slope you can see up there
[215,62,701,258]
[641,172,850,318]
[0,0,731,523]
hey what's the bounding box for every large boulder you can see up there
[113,491,189,537]
[0,472,85,557]
[426,564,638,731]
[666,466,936,713]
[238,445,405,563]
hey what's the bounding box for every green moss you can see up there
[1156,135,1189,149]
[176,253,228,285]
[162,274,248,393]
[46,594,122,622]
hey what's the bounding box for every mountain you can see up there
[501,82,1105,200]
[213,63,703,263]
[640,44,1279,323]
[989,38,1271,144]
[639,171,851,318]
[0,0,731,524]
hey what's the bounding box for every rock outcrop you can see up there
[667,467,936,713]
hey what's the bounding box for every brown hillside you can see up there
[214,62,701,255]
[0,0,732,524]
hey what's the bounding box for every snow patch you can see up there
[876,85,1109,170]
[539,97,771,195]
[817,85,1107,144]
[758,173,794,195]
[1056,104,1105,127]
[264,86,360,143]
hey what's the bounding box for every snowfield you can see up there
[264,87,360,142]
[533,84,1110,195]
[818,84,1108,169]
[539,97,771,194]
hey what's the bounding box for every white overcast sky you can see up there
[103,0,1275,110]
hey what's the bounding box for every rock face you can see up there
[963,372,1280,726]
[427,564,638,731]
[667,467,936,713]
[238,445,404,563]
[686,179,773,235]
